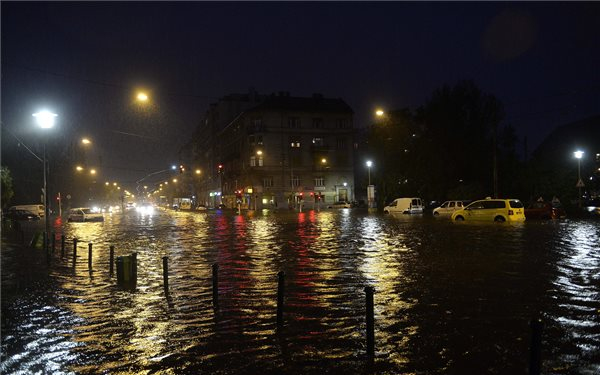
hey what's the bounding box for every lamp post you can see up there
[33,110,57,249]
[366,160,374,209]
[574,150,584,208]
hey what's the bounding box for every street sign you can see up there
[576,179,585,188]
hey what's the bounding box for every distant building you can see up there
[186,91,355,209]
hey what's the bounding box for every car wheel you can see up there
[494,216,506,222]
[433,211,439,216]
[454,215,464,221]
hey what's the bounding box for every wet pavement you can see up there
[1,208,599,374]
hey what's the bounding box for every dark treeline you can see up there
[364,80,599,211]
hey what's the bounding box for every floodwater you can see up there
[1,208,599,374]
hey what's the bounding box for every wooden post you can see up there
[61,235,65,258]
[88,243,93,270]
[277,271,285,327]
[109,245,115,275]
[73,238,78,265]
[162,256,169,295]
[529,318,543,375]
[365,286,375,359]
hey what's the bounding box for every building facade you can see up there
[200,91,355,209]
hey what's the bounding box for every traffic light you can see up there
[298,192,303,201]
[179,165,185,174]
[218,164,223,174]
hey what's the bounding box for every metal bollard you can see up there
[365,286,375,359]
[73,238,78,265]
[277,271,285,327]
[162,256,169,295]
[61,235,65,258]
[131,252,137,287]
[88,243,93,269]
[529,318,543,375]
[212,263,219,308]
[43,232,48,252]
[109,246,114,275]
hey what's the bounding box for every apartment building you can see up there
[214,91,355,209]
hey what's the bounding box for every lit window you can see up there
[250,156,256,166]
[315,177,325,187]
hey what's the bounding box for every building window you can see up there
[253,118,262,127]
[336,137,346,149]
[288,117,301,129]
[291,176,299,187]
[312,137,324,146]
[315,177,325,187]
[251,156,264,167]
[312,118,323,129]
[290,136,301,148]
[336,119,348,129]
[263,177,273,187]
[257,135,263,146]
[249,135,255,145]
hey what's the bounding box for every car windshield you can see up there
[81,208,92,214]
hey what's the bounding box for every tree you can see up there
[1,166,15,209]
[414,80,507,200]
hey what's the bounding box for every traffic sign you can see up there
[576,179,585,188]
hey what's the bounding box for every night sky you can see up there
[2,2,599,189]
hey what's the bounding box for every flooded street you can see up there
[2,209,599,374]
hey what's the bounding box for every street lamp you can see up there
[366,160,374,209]
[574,150,584,208]
[33,110,57,249]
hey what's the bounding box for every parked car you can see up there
[383,197,424,214]
[451,198,525,222]
[2,209,41,221]
[8,204,45,217]
[433,200,470,216]
[525,201,566,220]
[196,204,208,211]
[328,201,351,208]
[68,208,104,222]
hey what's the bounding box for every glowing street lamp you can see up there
[137,92,149,102]
[366,160,373,185]
[81,138,91,145]
[574,150,585,208]
[375,109,385,117]
[366,160,374,209]
[33,110,57,249]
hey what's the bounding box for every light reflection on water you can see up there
[1,210,599,374]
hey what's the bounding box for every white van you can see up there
[8,205,45,217]
[383,198,424,214]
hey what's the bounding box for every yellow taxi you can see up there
[451,198,525,222]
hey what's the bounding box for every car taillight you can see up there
[508,210,514,215]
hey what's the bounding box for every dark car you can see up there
[525,201,566,220]
[2,209,41,221]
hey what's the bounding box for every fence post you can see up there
[212,263,219,308]
[277,271,285,327]
[109,245,115,275]
[162,256,169,295]
[365,286,375,359]
[73,238,78,265]
[529,318,543,375]
[88,243,93,270]
[61,235,65,258]
[131,252,137,288]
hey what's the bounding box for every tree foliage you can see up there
[366,80,521,207]
[1,166,15,209]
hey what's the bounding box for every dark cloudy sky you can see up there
[2,2,599,186]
